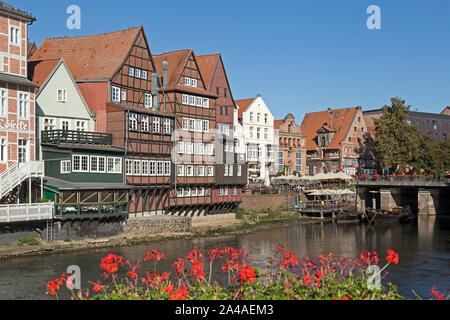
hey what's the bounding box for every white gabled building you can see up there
[235,95,275,186]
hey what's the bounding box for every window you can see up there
[191,79,198,88]
[57,89,67,102]
[189,118,195,131]
[107,157,122,174]
[0,89,6,116]
[257,113,261,123]
[203,120,209,133]
[250,113,254,122]
[197,166,205,177]
[277,152,284,171]
[184,77,191,86]
[157,161,164,176]
[205,144,214,156]
[203,98,209,108]
[196,97,202,107]
[129,113,138,131]
[43,118,56,131]
[232,187,237,196]
[264,114,268,124]
[90,156,106,173]
[153,117,161,133]
[60,120,70,131]
[0,138,6,162]
[142,161,149,176]
[184,188,191,197]
[295,152,303,172]
[216,87,220,96]
[141,115,150,132]
[186,142,193,155]
[141,70,148,80]
[178,142,184,154]
[133,160,141,176]
[199,188,205,196]
[224,88,228,98]
[112,87,120,102]
[135,69,141,78]
[126,159,133,175]
[164,161,171,176]
[76,120,88,132]
[18,139,27,164]
[264,128,268,140]
[128,67,135,77]
[207,166,214,176]
[182,118,189,131]
[73,155,89,172]
[163,119,171,134]
[195,143,204,155]
[121,91,127,101]
[257,128,261,139]
[186,165,194,177]
[177,188,184,198]
[191,188,198,197]
[18,93,29,118]
[228,165,234,177]
[145,94,153,109]
[149,161,156,176]
[9,26,19,45]
[177,165,185,177]
[195,119,202,132]
[224,165,228,177]
[237,165,242,177]
[182,94,189,105]
[189,96,196,106]
[61,160,71,174]
[249,127,254,139]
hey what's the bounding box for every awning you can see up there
[44,176,132,191]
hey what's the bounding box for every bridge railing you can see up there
[0,203,54,223]
[357,174,450,184]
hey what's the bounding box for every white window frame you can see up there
[182,94,189,105]
[191,188,198,197]
[196,97,202,107]
[73,155,89,173]
[186,165,194,177]
[191,79,198,88]
[184,77,191,86]
[178,141,185,154]
[163,118,171,134]
[76,120,88,132]
[150,161,157,176]
[177,188,184,198]
[197,166,205,177]
[177,165,185,177]
[61,160,71,174]
[164,161,171,176]
[198,188,205,197]
[9,26,19,45]
[157,161,164,176]
[184,188,191,197]
[182,118,189,131]
[121,91,127,101]
[135,69,141,78]
[0,89,6,117]
[203,120,209,133]
[237,165,242,177]
[207,166,214,177]
[0,138,7,163]
[189,96,196,106]
[128,67,135,77]
[145,93,153,109]
[129,113,138,131]
[43,117,57,131]
[142,161,149,176]
[141,70,148,80]
[18,92,29,119]
[57,89,67,102]
[153,117,161,133]
[90,156,106,173]
[60,119,71,131]
[107,157,122,174]
[141,115,150,132]
[202,98,209,108]
[112,86,121,102]
[126,159,133,175]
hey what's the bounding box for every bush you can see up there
[17,237,40,247]
[64,239,72,243]
[45,247,449,300]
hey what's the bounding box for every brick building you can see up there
[197,54,247,213]
[364,108,450,143]
[0,2,36,175]
[29,27,175,215]
[301,107,374,176]
[442,106,450,116]
[274,113,306,176]
[153,50,217,216]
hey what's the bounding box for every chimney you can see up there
[152,73,160,110]
[162,61,168,88]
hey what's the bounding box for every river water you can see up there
[0,216,448,300]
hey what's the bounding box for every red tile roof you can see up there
[235,98,256,118]
[153,50,192,86]
[196,54,220,90]
[29,27,142,81]
[301,108,358,151]
[28,59,60,87]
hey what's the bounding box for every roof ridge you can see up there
[41,26,142,41]
[153,49,193,56]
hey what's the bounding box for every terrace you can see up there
[41,130,113,146]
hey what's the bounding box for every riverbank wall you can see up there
[240,193,303,212]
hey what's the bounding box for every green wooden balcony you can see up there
[41,130,113,146]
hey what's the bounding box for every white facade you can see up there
[236,95,275,186]
[35,59,95,158]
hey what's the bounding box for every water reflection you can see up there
[0,217,448,300]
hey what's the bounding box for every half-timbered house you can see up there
[197,54,247,213]
[29,27,175,216]
[153,50,217,216]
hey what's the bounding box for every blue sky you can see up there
[12,0,450,121]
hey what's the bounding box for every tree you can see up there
[373,97,450,174]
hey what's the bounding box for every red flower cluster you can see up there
[236,264,256,285]
[359,251,379,266]
[386,250,399,265]
[333,294,351,300]
[165,285,189,300]
[185,250,206,283]
[431,287,445,300]
[46,274,67,296]
[278,251,299,269]
[145,250,167,262]
[100,254,123,274]
[172,258,185,277]
[127,266,138,279]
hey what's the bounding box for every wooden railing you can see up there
[0,203,53,223]
[41,130,113,145]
